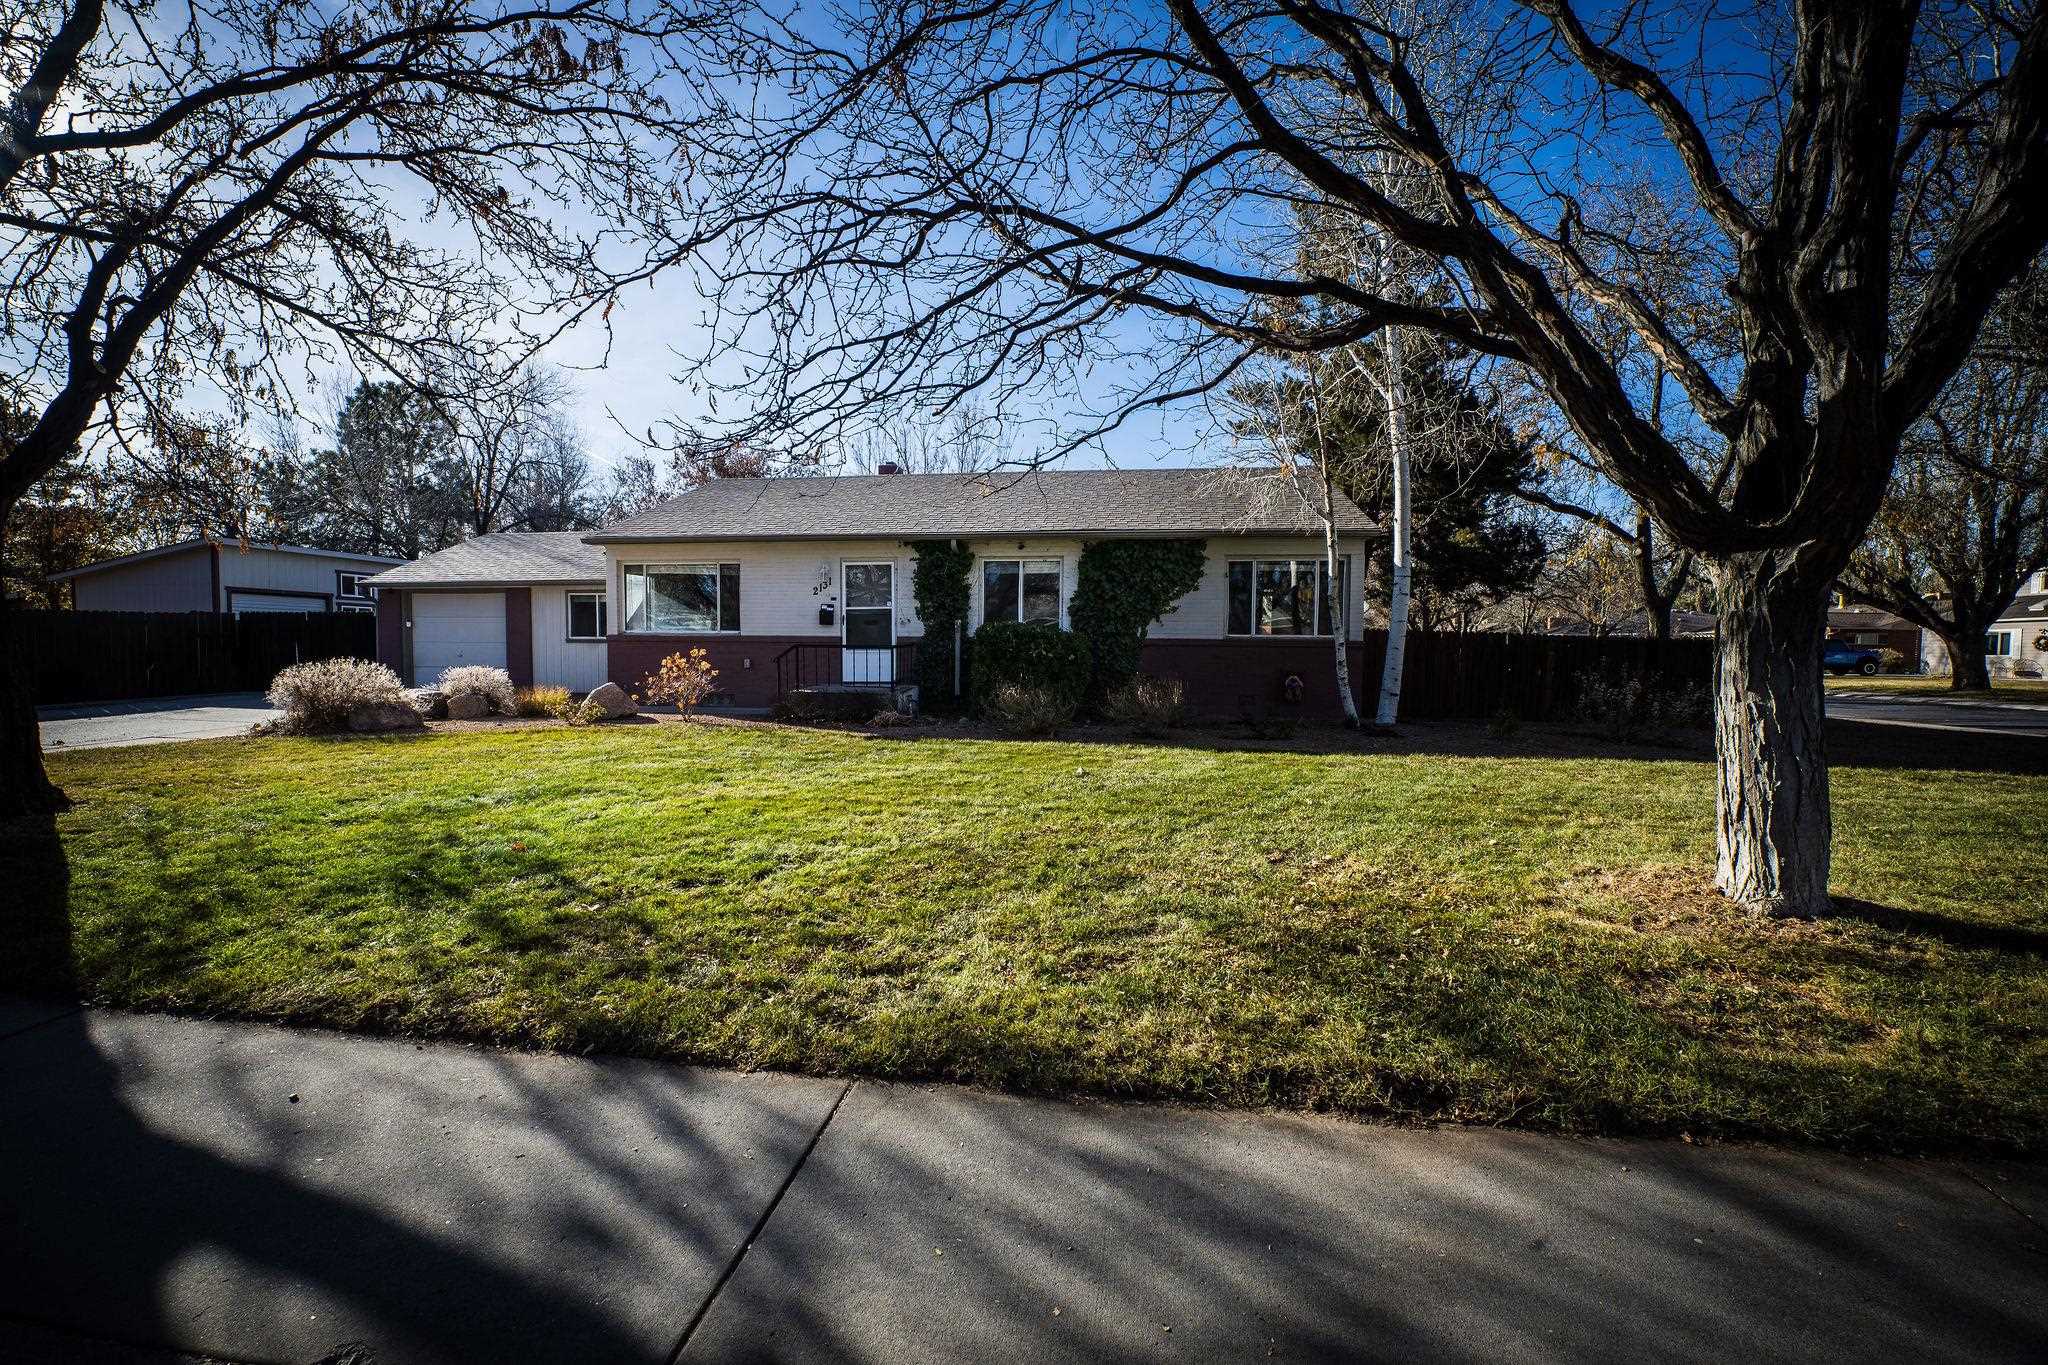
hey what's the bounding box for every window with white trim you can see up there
[1226,559,1348,635]
[567,591,608,640]
[981,558,1062,625]
[623,563,740,632]
[1985,630,2015,657]
[336,571,372,601]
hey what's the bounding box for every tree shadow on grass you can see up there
[1827,895,2048,957]
[0,809,707,1364]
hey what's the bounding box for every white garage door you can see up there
[229,591,326,616]
[411,592,506,685]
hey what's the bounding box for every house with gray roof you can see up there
[366,467,1377,715]
[1955,568,2048,679]
[52,539,406,616]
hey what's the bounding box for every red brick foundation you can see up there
[607,634,829,708]
[603,632,1370,716]
[1138,637,1368,721]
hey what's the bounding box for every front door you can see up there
[842,561,895,684]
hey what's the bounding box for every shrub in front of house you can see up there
[514,684,572,718]
[640,648,721,712]
[438,665,516,715]
[267,657,408,734]
[983,682,1075,737]
[783,687,891,723]
[1878,646,1909,674]
[969,620,1091,715]
[1571,671,1711,745]
[1101,674,1187,736]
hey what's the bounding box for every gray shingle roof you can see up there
[585,468,1376,543]
[1829,604,1918,631]
[364,532,605,588]
[1996,592,2048,624]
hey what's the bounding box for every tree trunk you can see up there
[1635,515,1676,640]
[1374,323,1410,730]
[0,599,67,819]
[1710,554,1831,917]
[1320,463,1360,727]
[1936,617,1994,690]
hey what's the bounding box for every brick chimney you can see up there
[876,461,900,475]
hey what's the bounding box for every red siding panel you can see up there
[505,587,534,688]
[376,589,405,674]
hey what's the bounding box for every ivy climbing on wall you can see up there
[908,538,975,706]
[1068,539,1207,699]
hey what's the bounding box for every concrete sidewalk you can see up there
[1,1004,2041,1364]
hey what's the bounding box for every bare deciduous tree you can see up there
[1,0,721,813]
[1844,263,2048,687]
[669,0,2048,916]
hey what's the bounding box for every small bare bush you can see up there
[440,665,516,712]
[984,682,1075,737]
[514,684,572,718]
[438,665,516,714]
[267,658,407,734]
[639,648,720,711]
[1101,675,1186,735]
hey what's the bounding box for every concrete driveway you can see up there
[1,1003,2042,1365]
[1827,689,2048,738]
[37,693,278,752]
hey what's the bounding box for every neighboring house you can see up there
[1827,602,1922,667]
[1914,570,2048,677]
[368,468,1377,716]
[1981,579,2048,679]
[50,539,407,616]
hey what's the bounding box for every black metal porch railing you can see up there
[773,640,921,699]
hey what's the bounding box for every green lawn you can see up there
[1826,674,2048,699]
[9,719,2046,1153]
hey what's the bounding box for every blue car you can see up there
[1823,641,1883,676]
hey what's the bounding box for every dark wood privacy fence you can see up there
[15,610,378,704]
[1144,629,1715,722]
[1365,629,1715,721]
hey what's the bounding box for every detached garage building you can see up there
[52,539,405,615]
[363,532,608,691]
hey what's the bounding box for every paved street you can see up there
[1827,689,2048,739]
[37,693,278,752]
[2,1003,2041,1364]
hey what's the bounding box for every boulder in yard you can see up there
[445,691,492,721]
[346,701,426,733]
[405,687,448,720]
[584,682,639,718]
